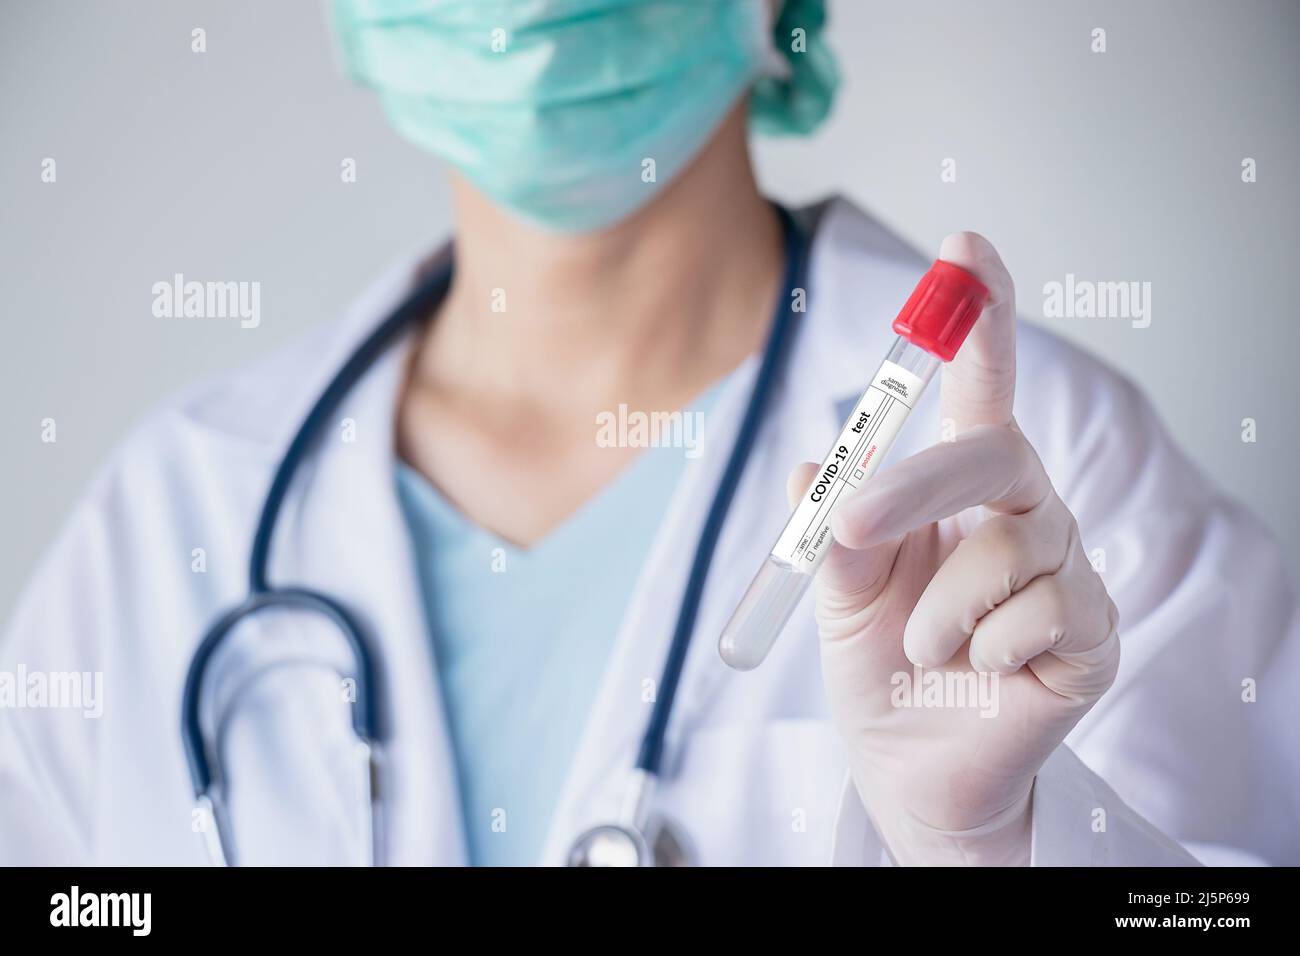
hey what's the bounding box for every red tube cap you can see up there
[891,260,990,362]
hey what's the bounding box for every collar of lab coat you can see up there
[257,196,928,865]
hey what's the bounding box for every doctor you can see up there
[2,0,1297,866]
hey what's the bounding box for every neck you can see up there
[417,105,785,411]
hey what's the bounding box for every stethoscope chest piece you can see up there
[566,817,691,867]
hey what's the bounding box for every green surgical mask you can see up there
[330,0,838,233]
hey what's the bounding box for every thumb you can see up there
[936,232,1018,433]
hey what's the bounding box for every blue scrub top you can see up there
[395,386,725,865]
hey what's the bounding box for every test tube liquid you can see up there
[718,260,989,671]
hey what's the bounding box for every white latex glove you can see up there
[791,233,1120,866]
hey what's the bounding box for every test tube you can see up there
[719,259,990,671]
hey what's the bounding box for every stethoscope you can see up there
[181,204,810,867]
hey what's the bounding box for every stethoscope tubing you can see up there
[633,204,807,775]
[180,206,809,862]
[182,259,454,803]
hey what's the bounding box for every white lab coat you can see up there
[2,197,1296,866]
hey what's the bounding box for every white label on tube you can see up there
[771,359,927,572]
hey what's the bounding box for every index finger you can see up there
[830,424,1052,551]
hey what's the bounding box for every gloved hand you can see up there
[791,232,1120,866]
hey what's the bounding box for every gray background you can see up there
[2,0,1298,620]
